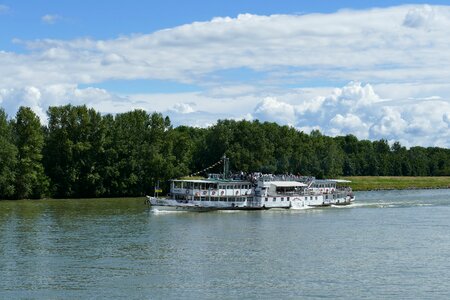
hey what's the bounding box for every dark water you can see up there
[1,190,450,299]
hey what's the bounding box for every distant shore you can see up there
[341,176,450,191]
[2,177,450,201]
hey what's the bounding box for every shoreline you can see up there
[341,176,450,192]
[352,186,450,192]
[2,177,450,200]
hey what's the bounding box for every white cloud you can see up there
[247,81,450,147]
[171,103,196,114]
[1,81,450,147]
[0,86,46,121]
[330,113,369,138]
[1,5,450,147]
[444,113,450,127]
[370,107,408,138]
[1,5,449,88]
[254,97,296,125]
[42,14,62,24]
[403,5,436,29]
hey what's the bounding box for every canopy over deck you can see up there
[270,181,307,187]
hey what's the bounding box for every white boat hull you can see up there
[147,194,354,211]
[151,205,216,212]
[147,196,257,212]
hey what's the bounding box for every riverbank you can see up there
[341,176,450,191]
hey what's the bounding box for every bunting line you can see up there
[186,158,223,177]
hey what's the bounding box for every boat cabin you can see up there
[170,179,253,201]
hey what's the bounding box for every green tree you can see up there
[0,108,17,199]
[44,105,106,198]
[373,139,390,175]
[12,107,49,199]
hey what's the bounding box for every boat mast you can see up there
[222,154,229,179]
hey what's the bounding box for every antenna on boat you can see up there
[222,154,229,179]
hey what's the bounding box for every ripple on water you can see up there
[1,190,450,299]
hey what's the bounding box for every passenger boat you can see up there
[146,156,354,212]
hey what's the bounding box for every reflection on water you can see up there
[1,190,450,299]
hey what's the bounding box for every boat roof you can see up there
[269,181,307,187]
[171,179,251,184]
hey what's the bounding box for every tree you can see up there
[12,107,49,199]
[0,108,17,199]
[43,105,105,198]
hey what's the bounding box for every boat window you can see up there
[174,181,182,189]
[273,197,276,202]
[265,197,268,202]
[287,197,290,201]
[281,197,284,201]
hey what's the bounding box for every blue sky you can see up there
[1,1,450,146]
[2,0,449,48]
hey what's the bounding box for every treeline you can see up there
[1,105,450,199]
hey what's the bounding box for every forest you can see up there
[1,105,450,199]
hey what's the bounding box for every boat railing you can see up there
[261,175,313,182]
[247,173,314,183]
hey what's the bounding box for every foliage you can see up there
[0,109,17,199]
[12,107,49,199]
[1,104,450,199]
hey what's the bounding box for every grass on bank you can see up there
[340,176,450,191]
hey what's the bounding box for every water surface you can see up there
[1,190,450,299]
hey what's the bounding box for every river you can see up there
[1,189,450,299]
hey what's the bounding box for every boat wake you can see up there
[290,206,314,210]
[151,208,189,214]
[343,201,436,209]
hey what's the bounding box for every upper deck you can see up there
[170,176,253,199]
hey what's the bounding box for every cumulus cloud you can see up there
[171,103,196,114]
[444,113,450,127]
[403,5,436,29]
[0,85,131,122]
[249,81,450,147]
[1,81,449,147]
[0,87,46,121]
[1,5,450,147]
[1,5,450,89]
[42,14,62,24]
[370,107,408,138]
[254,97,296,125]
[251,82,379,136]
[330,113,369,138]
